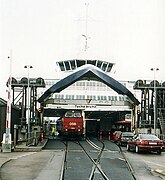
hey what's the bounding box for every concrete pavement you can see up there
[0,139,48,167]
[123,150,165,180]
[0,139,165,179]
[0,139,65,180]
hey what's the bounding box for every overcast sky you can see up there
[0,0,165,100]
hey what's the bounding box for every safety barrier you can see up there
[26,131,41,146]
[99,131,102,140]
[99,131,111,140]
[108,131,111,140]
[26,132,34,146]
[40,132,44,143]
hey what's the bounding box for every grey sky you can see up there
[0,0,165,99]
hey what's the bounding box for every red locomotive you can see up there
[56,110,84,138]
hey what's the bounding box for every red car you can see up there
[113,131,122,142]
[127,134,164,154]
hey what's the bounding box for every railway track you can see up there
[80,138,110,180]
[61,138,110,180]
[44,137,135,180]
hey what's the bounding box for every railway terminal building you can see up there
[38,60,140,138]
[1,59,165,143]
[38,59,164,139]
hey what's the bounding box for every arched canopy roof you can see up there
[38,65,140,105]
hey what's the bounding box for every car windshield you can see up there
[122,132,134,136]
[140,134,159,140]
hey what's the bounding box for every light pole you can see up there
[24,65,33,135]
[150,68,159,135]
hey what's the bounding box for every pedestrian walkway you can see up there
[0,139,47,167]
[0,139,65,180]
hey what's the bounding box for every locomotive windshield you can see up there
[65,110,82,118]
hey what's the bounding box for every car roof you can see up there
[138,134,159,140]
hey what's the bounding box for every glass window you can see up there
[74,112,81,117]
[60,94,64,99]
[140,134,159,140]
[96,60,102,68]
[70,60,76,70]
[64,61,70,70]
[71,95,74,99]
[65,111,73,117]
[76,60,85,67]
[59,62,65,71]
[65,95,70,99]
[107,63,113,72]
[89,95,96,100]
[102,63,107,71]
[87,60,96,65]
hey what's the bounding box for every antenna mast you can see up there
[82,3,89,51]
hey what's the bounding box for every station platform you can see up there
[13,138,48,152]
[0,139,48,166]
[0,139,65,180]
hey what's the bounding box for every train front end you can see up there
[62,110,84,137]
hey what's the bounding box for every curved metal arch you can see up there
[38,65,140,105]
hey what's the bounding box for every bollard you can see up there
[108,131,111,141]
[40,132,44,143]
[100,131,102,140]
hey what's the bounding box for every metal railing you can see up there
[26,131,40,146]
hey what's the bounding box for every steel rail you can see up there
[78,140,110,180]
[60,141,68,180]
